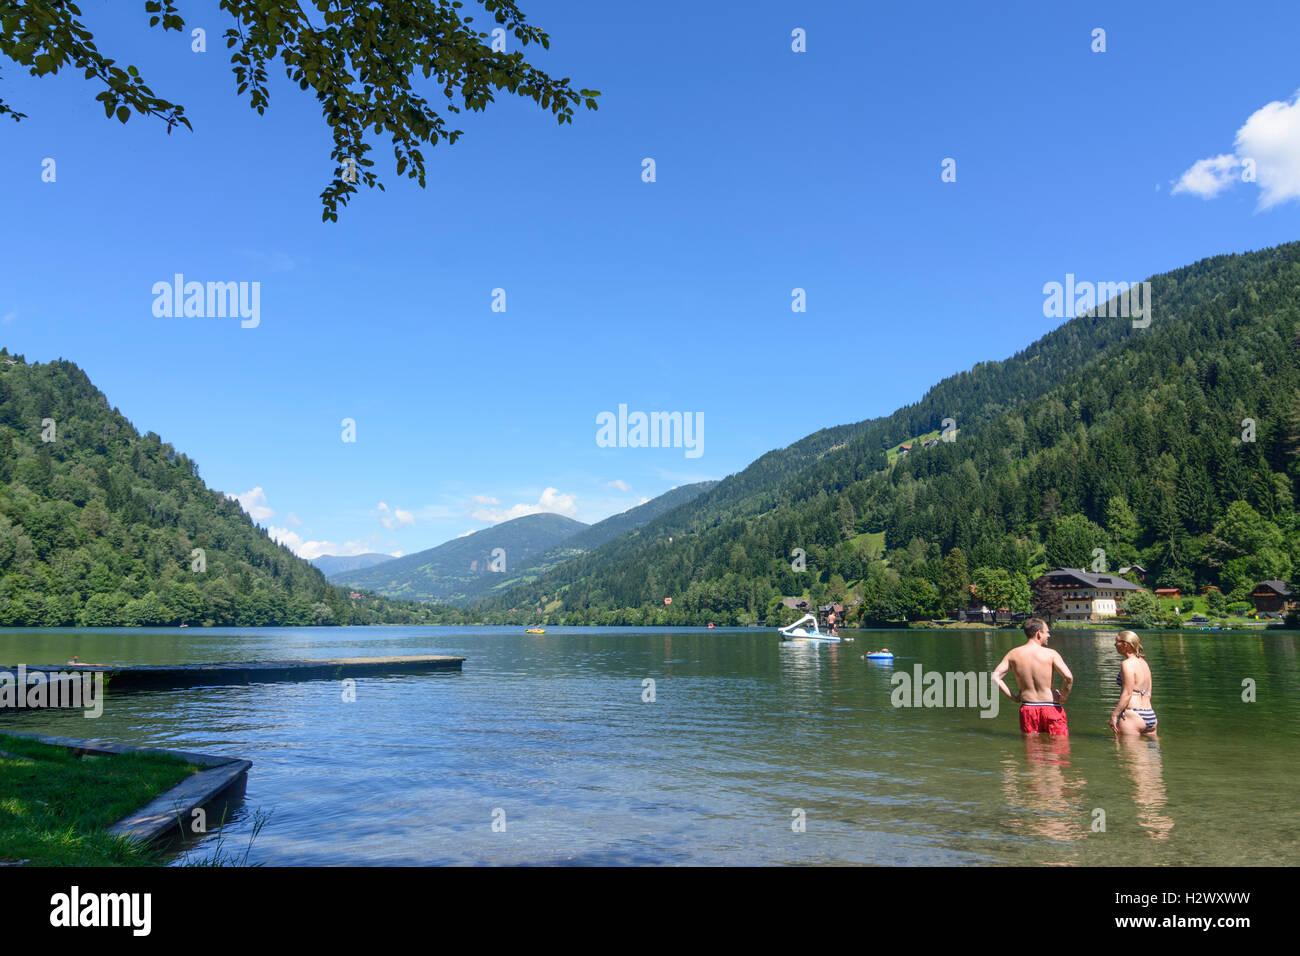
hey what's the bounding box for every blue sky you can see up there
[3,0,1300,559]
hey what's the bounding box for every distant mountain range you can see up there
[328,512,588,602]
[10,241,1296,630]
[453,481,717,604]
[0,341,719,624]
[310,552,395,576]
[0,351,454,626]
[329,482,716,604]
[476,242,1300,625]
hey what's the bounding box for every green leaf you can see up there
[116,106,130,123]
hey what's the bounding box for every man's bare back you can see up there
[993,619,1074,735]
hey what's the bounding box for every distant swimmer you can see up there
[1110,631,1157,736]
[992,618,1073,736]
[67,655,80,665]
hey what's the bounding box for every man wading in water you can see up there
[992,618,1073,736]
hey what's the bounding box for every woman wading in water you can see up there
[1109,630,1157,736]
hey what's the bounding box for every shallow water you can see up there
[1,626,1296,865]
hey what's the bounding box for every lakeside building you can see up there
[1031,568,1146,621]
[1250,580,1294,613]
[1118,564,1147,582]
[957,605,1027,625]
[817,603,844,628]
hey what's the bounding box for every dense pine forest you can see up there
[481,243,1300,625]
[0,352,464,627]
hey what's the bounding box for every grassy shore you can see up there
[0,733,197,866]
[908,619,1276,631]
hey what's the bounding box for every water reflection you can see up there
[1114,737,1174,841]
[999,735,1088,844]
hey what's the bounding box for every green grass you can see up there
[0,733,198,866]
[885,430,942,463]
[1152,595,1272,622]
[845,531,887,555]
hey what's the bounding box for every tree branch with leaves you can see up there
[0,0,600,220]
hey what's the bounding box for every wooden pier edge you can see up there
[1,654,465,692]
[1,732,252,847]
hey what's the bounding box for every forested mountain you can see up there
[8,242,1299,630]
[0,352,457,627]
[330,512,587,602]
[453,481,717,603]
[311,552,395,576]
[481,243,1300,625]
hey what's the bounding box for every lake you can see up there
[1,626,1296,865]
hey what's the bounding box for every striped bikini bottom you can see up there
[1127,707,1157,731]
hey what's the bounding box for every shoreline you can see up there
[0,732,252,866]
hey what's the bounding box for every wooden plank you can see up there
[0,655,465,691]
[108,760,253,845]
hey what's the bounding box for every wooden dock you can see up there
[1,655,464,692]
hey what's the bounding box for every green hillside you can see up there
[481,242,1300,625]
[330,512,587,602]
[0,351,456,626]
[454,481,717,603]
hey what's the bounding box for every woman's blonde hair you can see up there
[1117,630,1145,657]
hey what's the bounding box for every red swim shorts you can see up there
[1019,703,1068,735]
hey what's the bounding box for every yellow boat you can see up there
[525,627,545,634]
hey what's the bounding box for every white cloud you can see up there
[471,494,500,506]
[1237,92,1300,209]
[1174,89,1300,209]
[471,487,579,523]
[227,487,274,522]
[605,479,632,492]
[382,509,414,530]
[1,311,15,325]
[270,528,374,561]
[638,496,650,505]
[374,501,415,530]
[457,529,477,538]
[1172,153,1240,199]
[286,512,303,527]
